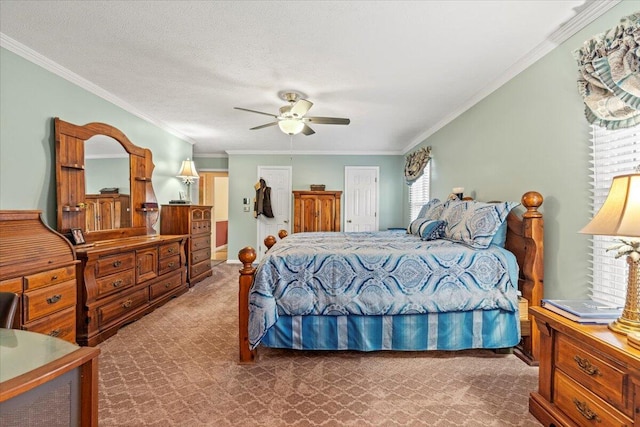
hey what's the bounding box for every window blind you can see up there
[589,124,639,305]
[408,163,431,221]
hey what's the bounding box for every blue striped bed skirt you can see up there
[260,309,520,351]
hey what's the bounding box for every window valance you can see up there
[405,146,431,185]
[573,13,639,129]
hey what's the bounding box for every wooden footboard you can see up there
[238,193,544,364]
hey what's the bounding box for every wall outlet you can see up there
[243,206,250,212]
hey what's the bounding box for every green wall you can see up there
[194,156,229,171]
[0,48,193,229]
[227,154,405,259]
[408,2,638,299]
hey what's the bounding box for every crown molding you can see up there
[192,153,229,158]
[0,32,197,145]
[224,149,403,156]
[401,0,621,154]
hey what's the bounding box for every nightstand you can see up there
[529,306,640,426]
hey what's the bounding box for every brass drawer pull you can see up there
[51,275,58,280]
[49,329,61,337]
[573,398,600,422]
[112,280,123,288]
[168,247,175,253]
[46,294,62,304]
[574,355,601,376]
[168,262,175,268]
[164,282,171,288]
[113,260,122,268]
[121,299,133,309]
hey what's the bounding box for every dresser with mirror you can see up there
[55,118,188,346]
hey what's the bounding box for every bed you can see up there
[238,191,544,365]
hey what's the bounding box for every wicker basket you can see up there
[310,184,325,191]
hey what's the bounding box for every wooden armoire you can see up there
[292,190,342,233]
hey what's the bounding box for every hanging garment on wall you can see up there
[254,178,274,218]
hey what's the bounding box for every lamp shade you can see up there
[278,119,304,135]
[177,158,199,179]
[580,173,640,237]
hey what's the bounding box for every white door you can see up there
[344,166,379,232]
[256,166,292,260]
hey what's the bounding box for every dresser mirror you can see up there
[55,118,159,243]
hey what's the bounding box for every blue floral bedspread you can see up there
[249,231,519,349]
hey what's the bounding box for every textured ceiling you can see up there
[0,1,614,155]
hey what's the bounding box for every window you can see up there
[588,124,639,306]
[408,162,431,221]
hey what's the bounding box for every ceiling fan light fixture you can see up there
[278,119,304,135]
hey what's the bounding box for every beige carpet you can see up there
[98,264,542,426]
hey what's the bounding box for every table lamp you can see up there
[176,158,199,203]
[580,171,640,336]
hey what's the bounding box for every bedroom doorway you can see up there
[344,166,379,232]
[256,166,292,261]
[199,171,228,263]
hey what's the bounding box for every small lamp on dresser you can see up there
[580,169,640,340]
[177,158,199,203]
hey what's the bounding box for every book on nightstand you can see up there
[540,299,622,324]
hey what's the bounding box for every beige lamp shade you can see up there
[580,173,640,237]
[177,159,199,180]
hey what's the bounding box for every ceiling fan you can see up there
[234,91,350,136]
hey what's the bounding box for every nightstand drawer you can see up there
[556,332,627,410]
[554,370,632,426]
[23,279,76,322]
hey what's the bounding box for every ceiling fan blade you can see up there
[250,122,278,130]
[305,116,350,125]
[302,124,315,136]
[290,99,313,118]
[234,107,277,118]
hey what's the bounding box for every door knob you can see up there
[284,220,289,223]
[347,220,352,223]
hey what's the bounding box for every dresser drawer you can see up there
[97,288,148,327]
[554,370,632,426]
[96,269,135,298]
[23,279,76,322]
[159,242,180,259]
[23,305,76,343]
[159,254,181,276]
[556,332,627,411]
[191,208,211,221]
[191,259,211,279]
[149,271,183,300]
[190,220,211,235]
[191,247,211,265]
[96,252,135,277]
[191,234,211,251]
[24,266,75,291]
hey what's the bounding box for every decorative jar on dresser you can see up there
[0,210,79,343]
[160,205,213,286]
[529,306,640,426]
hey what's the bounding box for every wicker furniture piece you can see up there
[529,306,640,426]
[160,205,213,286]
[0,210,79,344]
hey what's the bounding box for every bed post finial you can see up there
[238,246,257,364]
[278,229,288,240]
[522,191,543,218]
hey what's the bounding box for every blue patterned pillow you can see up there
[440,200,519,249]
[416,199,444,220]
[407,218,447,240]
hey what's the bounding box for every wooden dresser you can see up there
[292,190,342,233]
[529,306,640,426]
[0,211,78,343]
[160,205,213,286]
[75,235,188,346]
[85,193,131,231]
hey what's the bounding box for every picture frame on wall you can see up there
[70,228,85,245]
